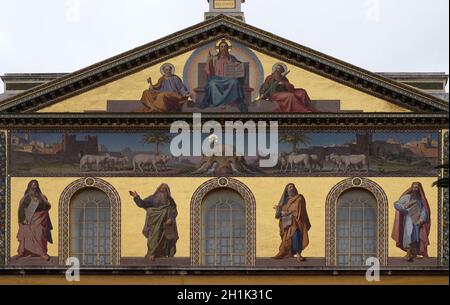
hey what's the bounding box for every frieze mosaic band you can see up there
[8,130,441,178]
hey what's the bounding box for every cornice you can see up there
[0,113,447,130]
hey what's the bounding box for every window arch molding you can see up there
[58,177,121,265]
[325,177,388,266]
[190,177,256,266]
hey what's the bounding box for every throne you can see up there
[189,62,254,107]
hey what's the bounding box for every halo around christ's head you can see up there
[215,38,233,51]
[160,63,176,75]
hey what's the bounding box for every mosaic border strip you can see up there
[441,131,449,266]
[0,131,6,265]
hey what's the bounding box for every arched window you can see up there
[70,188,111,265]
[326,178,388,266]
[191,178,256,266]
[336,189,377,266]
[59,178,121,266]
[202,189,246,266]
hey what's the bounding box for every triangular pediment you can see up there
[0,15,447,114]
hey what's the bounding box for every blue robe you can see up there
[199,55,248,112]
[276,209,303,254]
[394,194,428,249]
[158,75,189,96]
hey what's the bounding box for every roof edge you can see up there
[0,15,447,113]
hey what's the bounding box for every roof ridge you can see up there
[0,14,447,113]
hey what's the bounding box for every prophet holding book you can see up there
[392,182,431,262]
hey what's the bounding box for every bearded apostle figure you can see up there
[138,63,191,113]
[259,63,317,113]
[272,183,311,262]
[392,182,431,262]
[130,184,179,261]
[16,180,53,261]
[199,39,249,112]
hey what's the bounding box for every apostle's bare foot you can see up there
[13,254,33,260]
[41,255,51,262]
[12,255,22,261]
[405,254,414,262]
[296,256,307,262]
[149,256,156,262]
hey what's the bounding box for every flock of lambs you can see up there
[79,151,370,174]
[278,152,369,173]
[79,153,172,173]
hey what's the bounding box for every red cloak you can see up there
[391,182,431,257]
[263,75,317,113]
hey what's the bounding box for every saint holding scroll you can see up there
[272,183,311,263]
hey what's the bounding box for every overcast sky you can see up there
[0,0,448,92]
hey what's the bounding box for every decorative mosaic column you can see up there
[441,131,449,266]
[0,131,6,266]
